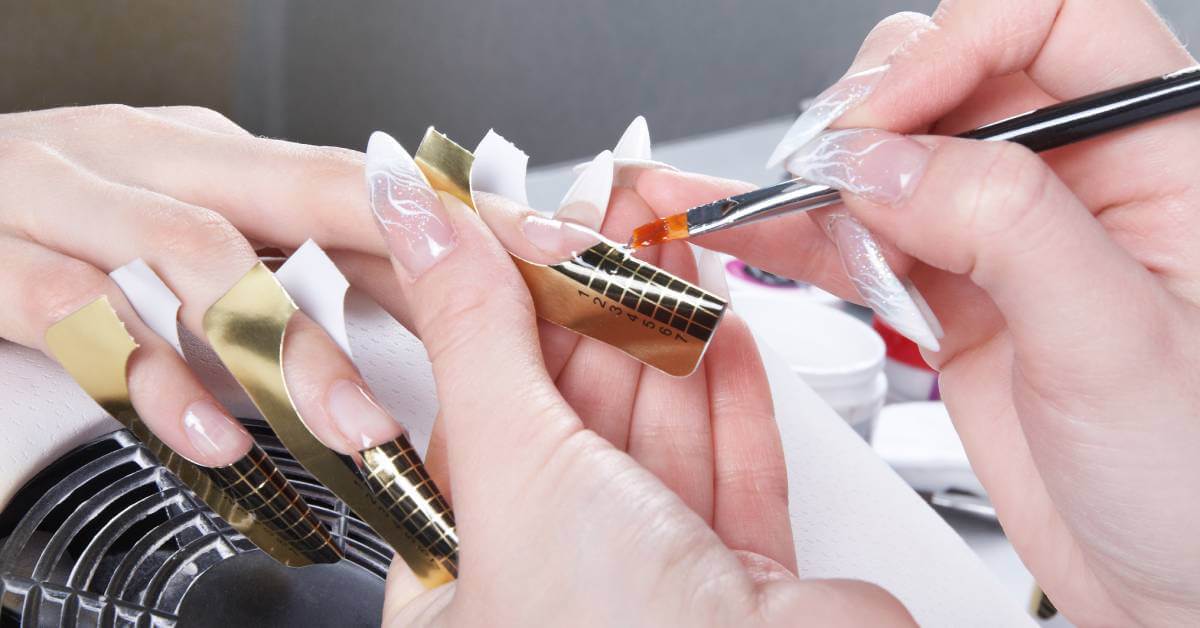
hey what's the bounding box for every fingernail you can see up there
[521,214,603,261]
[696,247,731,302]
[183,399,253,465]
[785,128,930,204]
[327,379,404,451]
[613,115,652,160]
[823,211,941,351]
[766,65,889,168]
[554,150,614,230]
[365,131,458,280]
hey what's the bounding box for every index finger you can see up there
[840,0,1194,133]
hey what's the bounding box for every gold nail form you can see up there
[204,264,457,588]
[414,127,727,377]
[45,297,342,567]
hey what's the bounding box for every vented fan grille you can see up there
[1,420,392,627]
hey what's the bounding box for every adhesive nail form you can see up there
[416,127,727,377]
[471,130,604,264]
[109,259,183,356]
[276,239,353,357]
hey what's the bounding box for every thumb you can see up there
[787,127,1169,382]
[363,131,581,518]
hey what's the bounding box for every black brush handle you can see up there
[960,66,1200,151]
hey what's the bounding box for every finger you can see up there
[364,131,581,516]
[0,104,378,256]
[0,142,407,458]
[141,105,253,136]
[548,187,658,449]
[705,311,794,572]
[767,11,934,165]
[808,128,1168,387]
[0,234,253,468]
[625,240,715,520]
[633,169,876,301]
[839,0,1194,133]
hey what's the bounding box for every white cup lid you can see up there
[735,295,885,389]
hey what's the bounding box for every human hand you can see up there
[636,1,1200,624]
[0,106,427,500]
[363,132,913,626]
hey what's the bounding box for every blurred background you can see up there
[3,1,1197,164]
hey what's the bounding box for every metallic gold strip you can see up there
[360,435,457,577]
[203,264,456,588]
[44,297,337,567]
[414,128,728,377]
[206,443,341,562]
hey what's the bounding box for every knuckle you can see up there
[958,141,1053,242]
[150,204,252,260]
[160,105,247,134]
[24,258,111,329]
[0,138,60,168]
[76,103,146,125]
[421,288,536,360]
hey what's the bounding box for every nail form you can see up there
[46,297,341,566]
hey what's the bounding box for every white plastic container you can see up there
[736,295,887,440]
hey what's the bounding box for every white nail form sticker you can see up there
[276,239,353,357]
[109,259,183,356]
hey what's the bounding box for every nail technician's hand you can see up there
[363,132,913,627]
[640,1,1200,625]
[0,105,413,471]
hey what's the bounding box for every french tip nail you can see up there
[766,64,890,171]
[696,248,731,302]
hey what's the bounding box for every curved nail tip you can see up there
[904,279,945,341]
[366,130,406,167]
[614,115,652,160]
[696,247,731,301]
[765,113,816,168]
[556,150,614,230]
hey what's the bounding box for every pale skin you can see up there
[1,0,1194,625]
[636,0,1200,625]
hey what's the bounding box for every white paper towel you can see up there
[0,301,1030,626]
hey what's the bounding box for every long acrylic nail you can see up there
[183,399,254,465]
[822,211,941,351]
[522,214,603,261]
[554,150,614,231]
[365,131,458,279]
[766,65,889,168]
[327,379,404,451]
[785,128,931,204]
[696,247,731,302]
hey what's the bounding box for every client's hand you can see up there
[363,134,913,626]
[636,1,1200,625]
[0,106,424,469]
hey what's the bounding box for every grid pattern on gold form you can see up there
[362,436,459,576]
[207,444,342,562]
[555,242,724,342]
